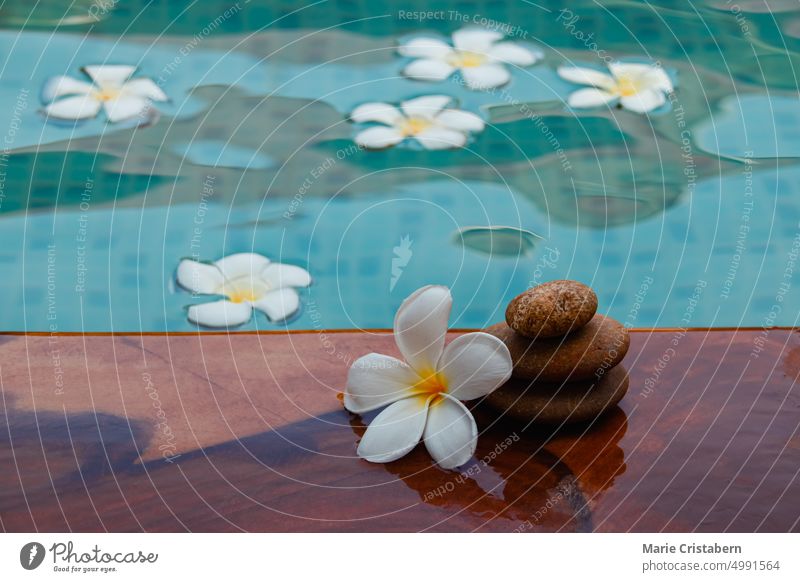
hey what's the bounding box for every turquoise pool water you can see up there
[2,0,800,331]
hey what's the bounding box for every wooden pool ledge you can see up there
[0,328,798,532]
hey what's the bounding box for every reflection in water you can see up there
[348,404,628,531]
[0,151,172,216]
[1,3,799,332]
[695,94,800,159]
[508,112,738,228]
[28,87,350,208]
[34,80,727,234]
[783,17,800,38]
[708,0,800,12]
[453,226,544,258]
[0,0,111,26]
[171,140,277,170]
[511,147,687,228]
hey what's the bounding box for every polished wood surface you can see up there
[0,328,798,532]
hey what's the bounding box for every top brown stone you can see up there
[505,280,597,338]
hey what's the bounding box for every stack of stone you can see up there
[485,280,630,425]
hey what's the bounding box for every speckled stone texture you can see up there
[484,365,629,424]
[487,314,630,382]
[505,280,598,339]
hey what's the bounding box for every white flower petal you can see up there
[400,95,453,119]
[557,66,616,90]
[610,62,674,93]
[647,74,673,94]
[567,87,618,108]
[609,62,655,78]
[251,287,300,321]
[355,126,404,149]
[452,28,504,51]
[620,88,666,113]
[344,353,419,413]
[187,299,252,328]
[434,108,485,132]
[122,78,168,101]
[41,75,93,101]
[423,395,477,469]
[460,64,511,90]
[487,42,540,66]
[350,102,402,126]
[102,95,150,122]
[176,259,225,294]
[439,332,512,401]
[642,68,674,93]
[402,58,456,81]
[398,37,453,59]
[356,397,429,464]
[43,94,102,120]
[414,126,467,150]
[646,70,674,93]
[394,285,452,374]
[83,65,136,88]
[414,127,467,150]
[214,253,271,281]
[261,263,311,289]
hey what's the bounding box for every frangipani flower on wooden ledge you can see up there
[351,95,485,150]
[399,28,541,90]
[344,285,513,469]
[42,65,168,122]
[557,62,674,114]
[176,252,311,328]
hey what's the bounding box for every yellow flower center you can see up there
[227,289,260,303]
[399,116,433,136]
[614,75,640,97]
[447,50,487,68]
[411,368,448,404]
[219,277,267,304]
[93,87,121,102]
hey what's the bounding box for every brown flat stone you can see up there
[484,364,629,424]
[486,314,629,382]
[506,280,597,338]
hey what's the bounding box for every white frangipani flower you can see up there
[351,95,485,150]
[344,286,513,469]
[399,28,541,90]
[557,62,674,114]
[42,65,168,122]
[176,252,311,328]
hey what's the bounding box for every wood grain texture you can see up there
[0,328,798,532]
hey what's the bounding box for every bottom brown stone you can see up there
[484,365,629,425]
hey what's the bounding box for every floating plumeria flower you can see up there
[344,286,513,469]
[557,62,674,113]
[41,65,168,122]
[176,252,311,328]
[399,28,541,90]
[351,95,485,150]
